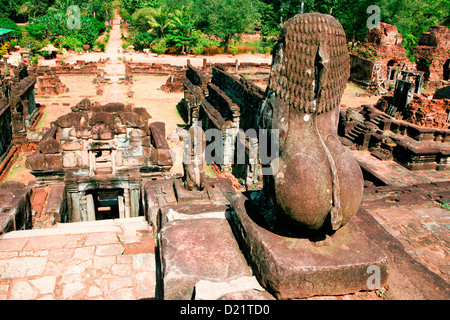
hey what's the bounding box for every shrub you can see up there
[26,23,47,40]
[94,40,106,52]
[229,45,238,56]
[191,46,204,56]
[62,36,84,50]
[151,40,168,55]
[134,32,155,50]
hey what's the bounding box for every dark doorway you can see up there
[416,58,430,81]
[387,60,398,80]
[444,59,450,81]
[87,189,123,220]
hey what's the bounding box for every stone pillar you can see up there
[222,128,237,172]
[118,195,125,219]
[248,136,259,186]
[3,56,9,74]
[124,188,131,218]
[86,193,96,221]
[111,149,116,175]
[130,189,140,217]
[80,191,87,221]
[70,192,81,222]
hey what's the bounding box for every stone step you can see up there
[0,217,150,239]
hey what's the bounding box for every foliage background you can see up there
[1,0,449,57]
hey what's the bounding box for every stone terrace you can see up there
[0,217,156,300]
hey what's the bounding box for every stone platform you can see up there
[0,217,156,300]
[144,177,275,300]
[228,192,389,299]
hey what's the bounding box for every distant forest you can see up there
[1,0,449,56]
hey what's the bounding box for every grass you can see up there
[433,201,450,211]
[204,164,217,178]
[35,109,49,132]
[5,155,26,182]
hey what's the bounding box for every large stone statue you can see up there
[229,13,387,299]
[260,13,364,232]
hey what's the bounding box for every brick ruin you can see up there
[412,25,450,83]
[350,23,415,89]
[25,99,173,224]
[350,23,450,91]
[182,62,265,189]
[33,68,68,96]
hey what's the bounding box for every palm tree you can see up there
[170,6,196,54]
[147,6,174,39]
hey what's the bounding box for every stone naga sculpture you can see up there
[260,13,364,232]
[182,124,206,191]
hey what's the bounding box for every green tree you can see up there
[147,6,174,38]
[380,0,450,53]
[131,7,154,33]
[166,6,198,53]
[17,0,54,19]
[194,0,257,52]
[0,17,22,39]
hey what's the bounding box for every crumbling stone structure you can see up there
[0,181,33,234]
[32,68,68,96]
[1,63,39,144]
[181,62,265,188]
[412,25,450,82]
[339,103,450,171]
[26,99,173,223]
[0,62,42,171]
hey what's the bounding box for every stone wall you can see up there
[350,54,375,84]
[182,63,265,188]
[0,102,13,161]
[26,99,174,222]
[0,63,39,146]
[0,181,33,234]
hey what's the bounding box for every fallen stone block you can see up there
[157,218,251,300]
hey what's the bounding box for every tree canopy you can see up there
[1,0,449,56]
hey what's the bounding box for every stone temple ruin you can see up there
[26,98,173,223]
[350,23,449,93]
[412,25,450,83]
[0,12,449,301]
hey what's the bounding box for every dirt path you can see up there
[101,13,127,103]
